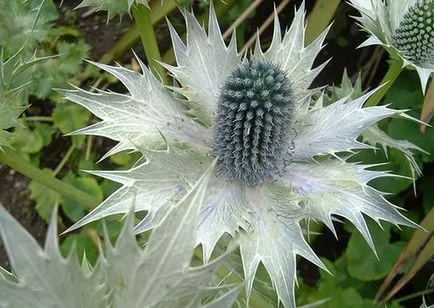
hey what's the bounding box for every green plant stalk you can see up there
[305,0,341,45]
[365,58,403,107]
[0,147,99,209]
[22,116,54,122]
[132,3,166,83]
[99,0,178,64]
[394,288,434,304]
[53,145,74,176]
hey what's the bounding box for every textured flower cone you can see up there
[63,3,421,307]
[350,0,434,92]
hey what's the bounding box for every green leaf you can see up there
[53,103,90,148]
[34,122,53,146]
[57,40,90,75]
[10,125,44,154]
[29,169,60,222]
[77,158,97,177]
[94,218,123,242]
[0,104,24,149]
[60,233,98,265]
[109,150,140,167]
[61,172,103,222]
[346,221,406,281]
[385,70,424,110]
[0,0,58,56]
[298,257,378,307]
[376,208,434,303]
[100,179,121,198]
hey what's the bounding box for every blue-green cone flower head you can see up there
[214,60,294,186]
[393,0,434,64]
[350,0,434,93]
[63,2,421,307]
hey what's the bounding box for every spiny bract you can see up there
[0,163,242,307]
[63,3,421,307]
[349,0,434,92]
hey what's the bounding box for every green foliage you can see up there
[346,221,406,281]
[61,172,103,222]
[60,233,98,264]
[0,0,58,56]
[30,40,90,98]
[52,102,90,148]
[30,168,59,221]
[0,48,49,150]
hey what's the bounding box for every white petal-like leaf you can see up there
[280,159,418,251]
[0,207,109,308]
[77,0,149,19]
[63,60,209,158]
[162,4,242,126]
[363,123,427,186]
[254,2,330,103]
[292,90,406,159]
[239,185,326,308]
[66,147,210,233]
[0,161,240,307]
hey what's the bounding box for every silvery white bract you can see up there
[0,163,241,308]
[77,0,150,19]
[349,0,434,92]
[63,3,420,307]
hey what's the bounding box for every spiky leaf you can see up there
[77,0,149,19]
[0,161,240,307]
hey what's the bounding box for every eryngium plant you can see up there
[63,3,420,307]
[0,163,241,307]
[349,0,434,92]
[0,47,52,150]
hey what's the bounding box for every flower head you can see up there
[213,60,295,186]
[349,0,434,92]
[64,3,420,307]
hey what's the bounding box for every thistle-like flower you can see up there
[64,3,420,307]
[349,0,434,92]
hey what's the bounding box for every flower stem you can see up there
[132,3,167,83]
[305,0,341,45]
[53,145,74,176]
[0,147,99,209]
[364,58,403,107]
[22,116,54,122]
